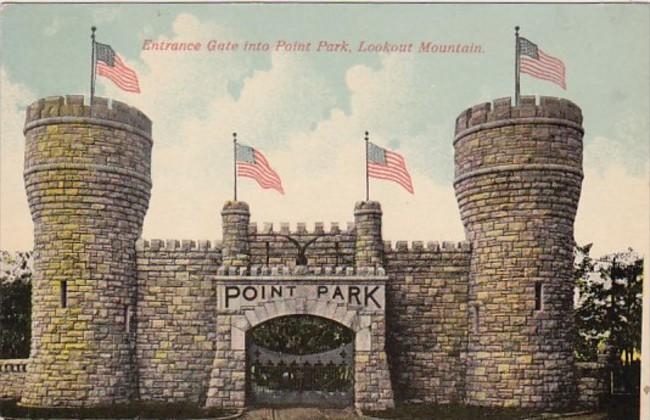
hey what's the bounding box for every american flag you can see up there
[367,142,414,194]
[519,37,566,89]
[95,42,141,93]
[236,144,284,194]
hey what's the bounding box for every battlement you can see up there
[24,95,152,135]
[248,221,356,236]
[384,240,471,253]
[136,239,223,252]
[216,264,386,277]
[454,96,582,138]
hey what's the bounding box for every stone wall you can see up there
[454,96,583,409]
[22,95,152,407]
[0,359,28,399]
[135,239,221,403]
[576,362,607,409]
[385,241,471,403]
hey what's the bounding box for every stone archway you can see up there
[245,314,355,407]
[235,299,371,353]
[205,275,394,411]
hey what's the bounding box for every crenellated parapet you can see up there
[25,95,151,134]
[247,221,355,236]
[454,95,582,135]
[0,359,29,399]
[136,238,223,252]
[385,240,470,253]
[216,264,386,277]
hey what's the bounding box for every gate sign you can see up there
[217,282,385,311]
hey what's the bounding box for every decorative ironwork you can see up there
[246,342,354,407]
[255,233,330,266]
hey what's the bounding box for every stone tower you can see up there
[21,96,152,406]
[354,201,384,268]
[453,96,583,408]
[221,201,251,269]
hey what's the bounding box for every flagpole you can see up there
[515,25,521,106]
[365,131,369,201]
[233,132,238,201]
[90,26,96,108]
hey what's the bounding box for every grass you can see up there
[0,399,236,419]
[364,395,639,420]
[364,403,545,419]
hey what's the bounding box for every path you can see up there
[240,407,360,420]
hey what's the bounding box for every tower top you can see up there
[454,95,582,140]
[25,95,151,135]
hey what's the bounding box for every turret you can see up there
[453,96,583,408]
[354,201,384,268]
[221,201,251,268]
[21,95,152,406]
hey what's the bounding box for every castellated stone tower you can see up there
[221,201,251,268]
[453,96,583,408]
[21,96,152,406]
[354,201,384,268]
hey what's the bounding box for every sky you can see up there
[0,3,649,258]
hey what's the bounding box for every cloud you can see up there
[576,159,650,258]
[1,11,647,263]
[0,67,36,251]
[43,17,62,36]
[130,46,465,244]
[92,9,468,244]
[92,6,121,25]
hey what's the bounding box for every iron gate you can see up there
[246,341,354,407]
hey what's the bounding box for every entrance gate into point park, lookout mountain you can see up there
[204,269,394,409]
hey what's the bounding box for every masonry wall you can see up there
[135,239,221,403]
[385,241,472,404]
[0,359,28,399]
[575,362,607,409]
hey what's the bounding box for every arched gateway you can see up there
[203,201,395,411]
[205,266,393,410]
[246,315,355,407]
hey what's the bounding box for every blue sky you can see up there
[1,3,649,256]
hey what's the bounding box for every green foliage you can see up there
[249,315,354,355]
[0,399,232,419]
[0,250,32,358]
[574,245,643,364]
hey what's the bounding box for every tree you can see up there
[249,315,354,354]
[574,245,643,364]
[0,250,32,358]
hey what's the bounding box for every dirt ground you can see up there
[241,407,359,420]
[239,407,608,420]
